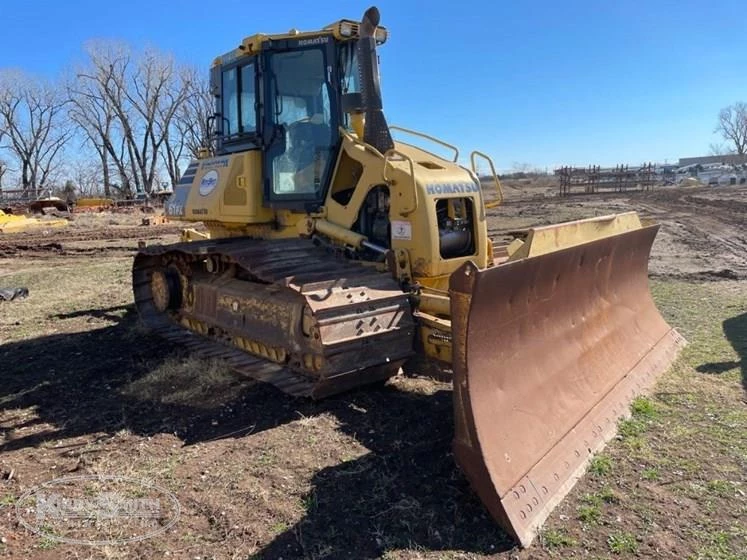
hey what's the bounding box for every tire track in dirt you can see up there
[635,188,747,280]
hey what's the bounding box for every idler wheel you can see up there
[151,267,182,312]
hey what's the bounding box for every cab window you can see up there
[240,65,256,132]
[221,68,239,136]
[221,62,257,139]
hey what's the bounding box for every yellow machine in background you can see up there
[0,209,67,233]
[74,197,114,212]
[133,7,684,546]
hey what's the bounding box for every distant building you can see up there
[678,154,747,167]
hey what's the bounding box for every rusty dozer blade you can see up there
[449,224,685,547]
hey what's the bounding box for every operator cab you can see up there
[211,22,387,210]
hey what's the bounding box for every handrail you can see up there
[339,127,386,159]
[390,125,460,163]
[383,149,418,216]
[471,150,504,208]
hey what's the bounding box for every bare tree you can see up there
[0,159,9,190]
[159,67,213,187]
[161,112,186,188]
[174,67,213,160]
[122,48,192,193]
[66,159,104,196]
[0,70,71,197]
[716,102,747,156]
[708,142,733,156]
[160,66,206,187]
[72,42,192,195]
[511,162,534,174]
[67,59,120,197]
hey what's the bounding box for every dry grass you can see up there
[0,256,132,343]
[534,280,746,559]
[122,356,256,409]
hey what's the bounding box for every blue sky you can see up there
[2,0,746,170]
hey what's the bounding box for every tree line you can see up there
[0,41,212,199]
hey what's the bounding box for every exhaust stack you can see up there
[356,7,394,154]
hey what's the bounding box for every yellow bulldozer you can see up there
[133,7,684,546]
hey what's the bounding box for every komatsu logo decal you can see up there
[425,182,480,195]
[298,37,328,46]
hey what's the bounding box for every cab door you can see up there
[261,37,340,210]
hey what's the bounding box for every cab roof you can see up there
[212,19,388,67]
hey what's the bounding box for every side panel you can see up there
[449,225,685,546]
[165,152,273,224]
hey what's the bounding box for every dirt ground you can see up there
[0,185,744,559]
[491,180,747,282]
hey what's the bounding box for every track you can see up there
[133,237,415,398]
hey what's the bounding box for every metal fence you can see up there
[555,163,657,196]
[0,188,56,204]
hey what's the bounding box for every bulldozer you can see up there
[133,7,685,546]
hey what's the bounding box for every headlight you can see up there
[339,21,354,37]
